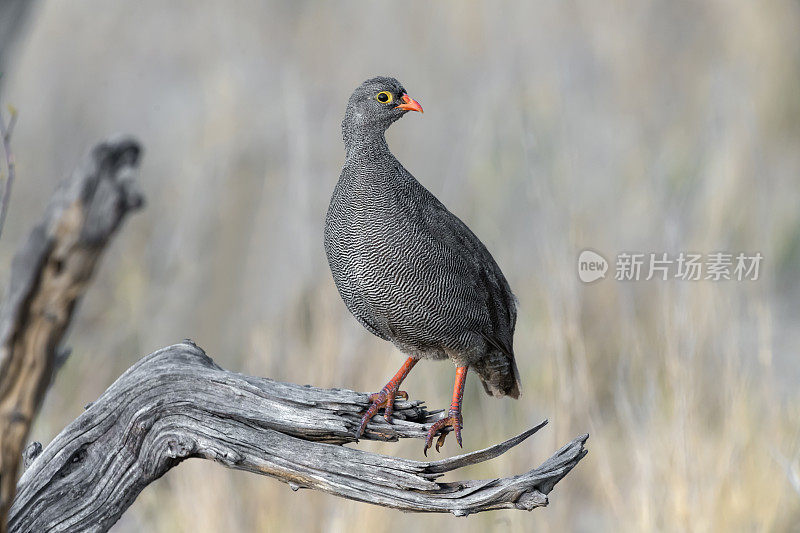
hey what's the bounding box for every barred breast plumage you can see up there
[324,76,520,453]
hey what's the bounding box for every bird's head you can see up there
[342,76,423,136]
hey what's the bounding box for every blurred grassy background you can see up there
[1,1,799,531]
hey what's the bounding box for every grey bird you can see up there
[324,76,520,454]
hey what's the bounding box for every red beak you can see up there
[396,94,423,113]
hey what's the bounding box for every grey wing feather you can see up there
[424,196,518,343]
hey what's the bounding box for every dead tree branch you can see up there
[0,137,144,528]
[9,341,587,532]
[0,105,18,239]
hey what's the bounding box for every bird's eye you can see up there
[376,91,393,104]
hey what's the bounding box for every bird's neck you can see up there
[343,125,391,163]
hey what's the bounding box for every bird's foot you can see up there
[355,387,409,439]
[423,408,463,456]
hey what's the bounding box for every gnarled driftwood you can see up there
[0,136,144,528]
[10,341,587,532]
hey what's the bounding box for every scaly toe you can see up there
[358,388,408,437]
[435,432,447,453]
[423,413,462,455]
[356,401,380,439]
[383,389,408,423]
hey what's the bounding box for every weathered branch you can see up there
[10,342,587,532]
[0,137,144,528]
[0,105,18,239]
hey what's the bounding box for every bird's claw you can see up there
[356,387,408,439]
[369,389,408,422]
[423,409,463,456]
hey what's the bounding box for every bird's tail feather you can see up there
[473,349,521,399]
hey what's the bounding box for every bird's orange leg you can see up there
[356,356,418,439]
[424,366,467,456]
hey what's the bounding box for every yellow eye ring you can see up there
[376,91,393,104]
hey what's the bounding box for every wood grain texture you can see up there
[0,137,143,529]
[10,341,587,532]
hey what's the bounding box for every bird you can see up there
[324,76,520,455]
